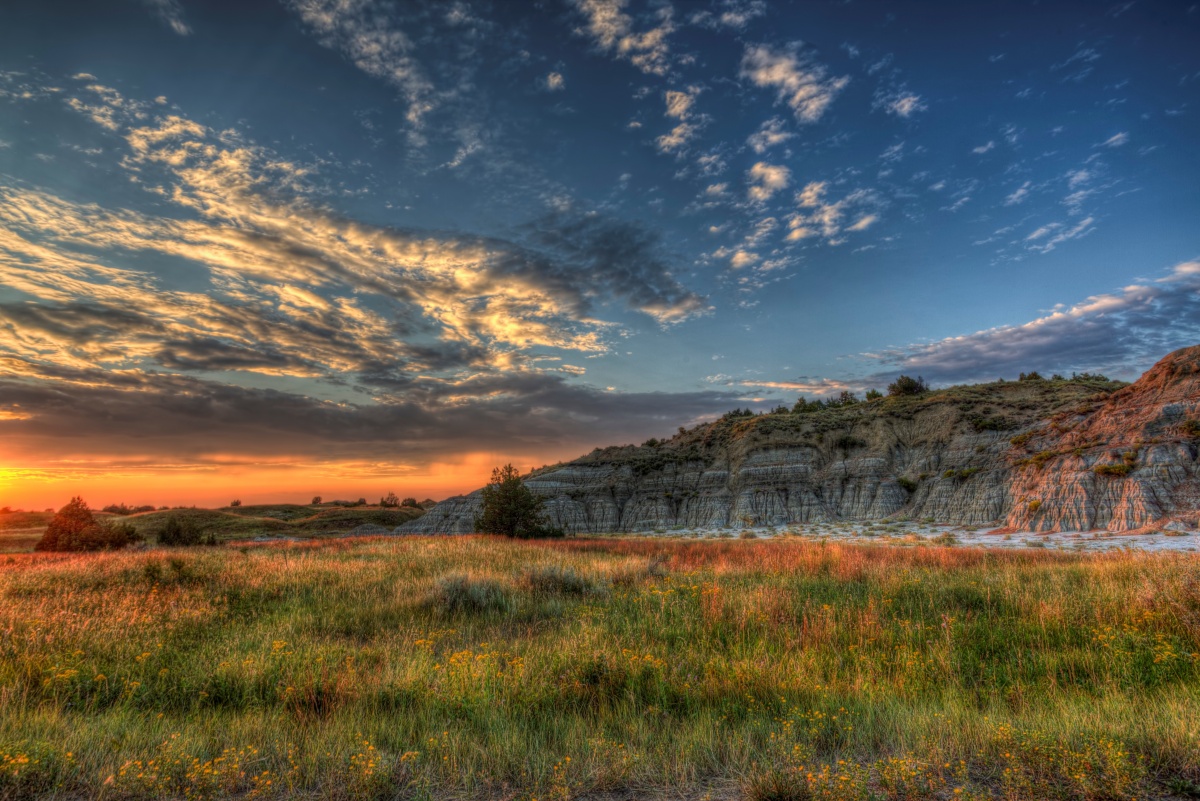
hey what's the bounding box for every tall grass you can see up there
[0,536,1197,799]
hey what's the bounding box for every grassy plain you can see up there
[1,535,1199,799]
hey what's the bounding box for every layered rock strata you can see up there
[403,346,1200,535]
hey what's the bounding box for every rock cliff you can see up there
[403,346,1200,535]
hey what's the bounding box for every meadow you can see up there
[1,535,1199,800]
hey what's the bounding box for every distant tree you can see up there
[865,389,884,401]
[1050,374,1065,382]
[311,496,322,505]
[229,499,242,507]
[380,492,400,508]
[642,437,661,448]
[35,497,141,552]
[475,464,562,538]
[356,498,367,506]
[793,396,825,414]
[1018,371,1043,381]
[401,497,419,508]
[0,507,10,514]
[772,405,790,415]
[887,375,928,396]
[833,390,859,407]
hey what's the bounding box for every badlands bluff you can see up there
[407,345,1200,535]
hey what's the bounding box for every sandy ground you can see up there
[627,522,1200,553]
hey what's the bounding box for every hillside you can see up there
[407,346,1200,534]
[0,504,425,550]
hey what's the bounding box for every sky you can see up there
[1,0,1198,509]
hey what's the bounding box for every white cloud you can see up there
[544,72,566,91]
[1004,181,1031,205]
[1099,131,1129,147]
[787,182,879,243]
[746,162,790,202]
[883,93,925,117]
[571,0,674,76]
[740,43,849,123]
[664,89,695,119]
[746,117,794,154]
[656,122,696,154]
[691,0,767,30]
[1026,216,1095,253]
[972,141,995,154]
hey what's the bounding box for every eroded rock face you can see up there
[401,346,1200,535]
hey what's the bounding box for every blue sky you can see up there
[1,0,1198,505]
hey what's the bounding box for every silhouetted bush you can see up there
[380,492,400,508]
[1018,371,1044,381]
[401,497,420,508]
[475,464,562,538]
[35,497,142,552]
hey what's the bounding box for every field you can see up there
[0,505,424,553]
[2,536,1199,800]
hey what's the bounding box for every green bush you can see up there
[887,375,928,396]
[34,497,142,552]
[1094,463,1135,478]
[430,573,512,615]
[897,477,918,493]
[158,516,217,547]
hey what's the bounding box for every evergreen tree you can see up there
[474,464,561,538]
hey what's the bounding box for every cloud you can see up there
[544,71,566,91]
[570,0,675,76]
[972,141,995,154]
[286,0,434,129]
[740,43,849,123]
[746,117,794,154]
[863,262,1200,384]
[1023,214,1094,253]
[880,93,925,118]
[691,0,767,30]
[663,89,695,119]
[655,87,704,154]
[746,161,790,202]
[786,182,880,243]
[733,377,851,395]
[1099,131,1129,147]
[1004,181,1032,205]
[141,0,191,35]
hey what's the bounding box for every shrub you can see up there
[1018,371,1044,381]
[897,477,918,493]
[865,388,884,401]
[34,497,141,552]
[158,516,217,547]
[311,496,322,505]
[380,492,400,508]
[1181,420,1200,439]
[475,464,561,538]
[833,434,866,450]
[1095,463,1135,478]
[525,565,603,596]
[101,503,155,515]
[229,499,241,507]
[430,573,512,615]
[1028,500,1043,513]
[887,375,928,396]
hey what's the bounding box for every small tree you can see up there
[865,389,884,401]
[380,492,400,508]
[475,464,561,538]
[158,515,216,547]
[887,375,928,396]
[311,496,322,505]
[401,497,419,508]
[35,497,140,552]
[229,499,242,507]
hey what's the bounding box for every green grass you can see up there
[1,537,1198,799]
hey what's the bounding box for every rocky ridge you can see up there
[404,346,1200,535]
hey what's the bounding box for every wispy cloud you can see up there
[141,0,191,36]
[746,117,794,154]
[746,161,790,202]
[740,43,849,123]
[1099,131,1129,147]
[880,92,925,117]
[787,182,880,244]
[570,0,675,76]
[286,0,434,130]
[864,262,1200,384]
